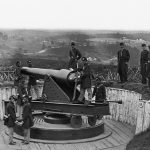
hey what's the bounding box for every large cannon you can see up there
[21,67,120,127]
[21,67,80,102]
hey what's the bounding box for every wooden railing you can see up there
[0,71,14,81]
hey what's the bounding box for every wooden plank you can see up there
[105,136,120,146]
[34,143,41,150]
[75,143,94,150]
[110,133,124,144]
[110,120,134,138]
[106,144,126,150]
[38,143,48,150]
[105,124,128,143]
[105,120,130,141]
[91,141,108,149]
[101,139,114,147]
[61,144,78,150]
[47,144,57,150]
[71,144,80,150]
[29,142,38,150]
[42,144,51,150]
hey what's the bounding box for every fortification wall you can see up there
[0,85,148,135]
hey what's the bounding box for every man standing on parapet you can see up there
[27,60,39,99]
[140,44,149,84]
[68,42,82,70]
[117,42,130,83]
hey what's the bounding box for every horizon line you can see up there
[0,28,150,33]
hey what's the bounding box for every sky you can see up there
[0,0,150,30]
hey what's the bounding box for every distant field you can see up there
[0,29,149,67]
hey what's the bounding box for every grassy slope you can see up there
[0,30,147,66]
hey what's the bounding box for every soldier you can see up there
[22,95,34,144]
[117,42,130,83]
[92,77,106,103]
[68,42,82,70]
[6,95,17,145]
[27,60,39,99]
[140,43,149,84]
[77,57,92,106]
[14,61,27,119]
[146,45,150,87]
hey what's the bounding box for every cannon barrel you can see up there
[21,67,76,83]
[21,67,79,101]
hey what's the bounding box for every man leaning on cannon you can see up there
[75,57,92,106]
[68,42,82,70]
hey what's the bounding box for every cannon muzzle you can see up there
[21,67,77,83]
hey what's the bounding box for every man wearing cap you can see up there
[145,45,150,87]
[6,95,17,145]
[140,44,149,84]
[27,60,39,99]
[117,42,130,83]
[92,78,106,103]
[77,57,92,106]
[68,42,82,70]
[22,95,34,144]
[14,61,27,119]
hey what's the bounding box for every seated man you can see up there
[92,77,106,103]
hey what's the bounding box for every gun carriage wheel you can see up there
[70,115,82,128]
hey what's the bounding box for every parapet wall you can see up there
[105,88,141,127]
[0,85,148,135]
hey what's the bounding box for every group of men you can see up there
[5,94,33,145]
[68,41,150,105]
[68,42,106,105]
[14,60,39,118]
[117,42,150,87]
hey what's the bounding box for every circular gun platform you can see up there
[13,113,111,143]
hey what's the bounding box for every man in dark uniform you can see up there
[14,61,27,119]
[27,60,39,99]
[77,57,92,106]
[117,42,130,83]
[140,43,149,84]
[22,95,34,144]
[146,45,150,87]
[92,77,106,103]
[68,42,82,70]
[6,95,17,145]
